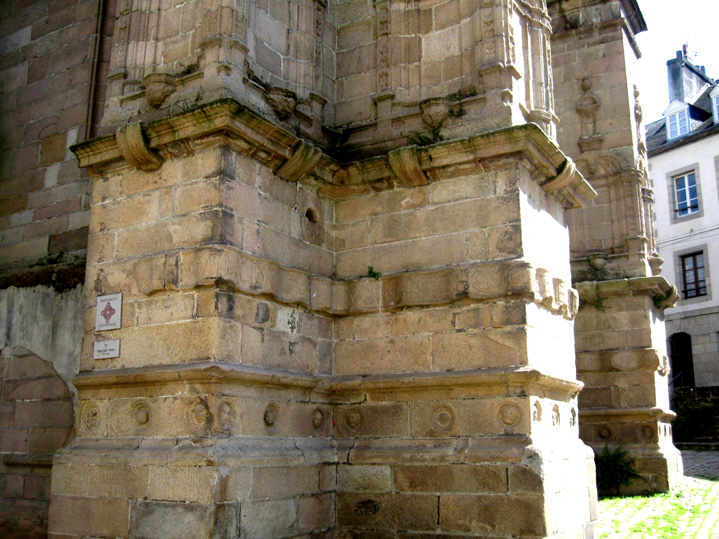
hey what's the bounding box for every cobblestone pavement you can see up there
[596,451,719,539]
[682,450,719,481]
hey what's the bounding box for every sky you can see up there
[634,0,719,124]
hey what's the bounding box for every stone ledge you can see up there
[576,276,679,309]
[72,362,582,401]
[2,452,55,467]
[579,407,676,422]
[71,99,596,208]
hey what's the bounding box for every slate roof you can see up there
[646,82,719,156]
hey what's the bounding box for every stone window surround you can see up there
[666,162,703,224]
[673,242,712,306]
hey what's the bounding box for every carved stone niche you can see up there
[576,78,603,152]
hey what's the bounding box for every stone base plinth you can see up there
[50,365,597,538]
[575,279,683,495]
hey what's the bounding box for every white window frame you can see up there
[674,171,699,217]
[666,163,703,224]
[667,108,689,140]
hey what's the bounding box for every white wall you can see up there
[651,133,719,317]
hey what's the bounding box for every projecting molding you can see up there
[72,98,595,208]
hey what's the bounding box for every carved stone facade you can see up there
[0,0,680,537]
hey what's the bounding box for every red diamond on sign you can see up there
[101,301,116,324]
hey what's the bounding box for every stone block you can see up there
[115,210,240,259]
[299,493,335,533]
[48,495,129,537]
[394,464,507,493]
[335,188,428,224]
[136,293,196,326]
[129,500,215,539]
[410,399,530,438]
[334,335,432,375]
[431,328,527,371]
[147,465,219,504]
[90,191,159,233]
[439,494,546,536]
[508,464,544,494]
[337,465,392,492]
[336,492,437,531]
[252,466,319,500]
[240,498,298,539]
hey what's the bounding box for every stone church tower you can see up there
[0,0,681,537]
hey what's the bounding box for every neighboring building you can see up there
[647,49,719,388]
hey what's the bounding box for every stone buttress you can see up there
[548,0,683,494]
[50,1,600,537]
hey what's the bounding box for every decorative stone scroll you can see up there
[275,140,322,182]
[115,122,163,171]
[387,146,428,187]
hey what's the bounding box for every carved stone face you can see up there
[345,409,362,430]
[84,406,100,430]
[499,404,521,427]
[218,402,232,429]
[264,404,279,427]
[192,403,208,426]
[135,406,149,426]
[312,409,324,429]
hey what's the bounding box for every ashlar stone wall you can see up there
[49,93,598,537]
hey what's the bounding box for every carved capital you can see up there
[115,122,163,171]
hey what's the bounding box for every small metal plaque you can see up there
[95,293,122,331]
[93,339,120,359]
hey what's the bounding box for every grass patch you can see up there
[597,477,719,539]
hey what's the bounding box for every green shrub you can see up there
[594,444,646,496]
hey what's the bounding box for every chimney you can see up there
[667,49,714,104]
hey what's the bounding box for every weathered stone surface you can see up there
[0,1,679,538]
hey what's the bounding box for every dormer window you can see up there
[711,85,719,123]
[667,108,689,140]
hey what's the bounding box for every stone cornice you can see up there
[71,98,595,209]
[576,276,679,309]
[72,362,583,400]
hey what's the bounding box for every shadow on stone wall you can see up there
[0,347,75,539]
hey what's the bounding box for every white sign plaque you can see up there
[95,293,122,331]
[93,339,120,359]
